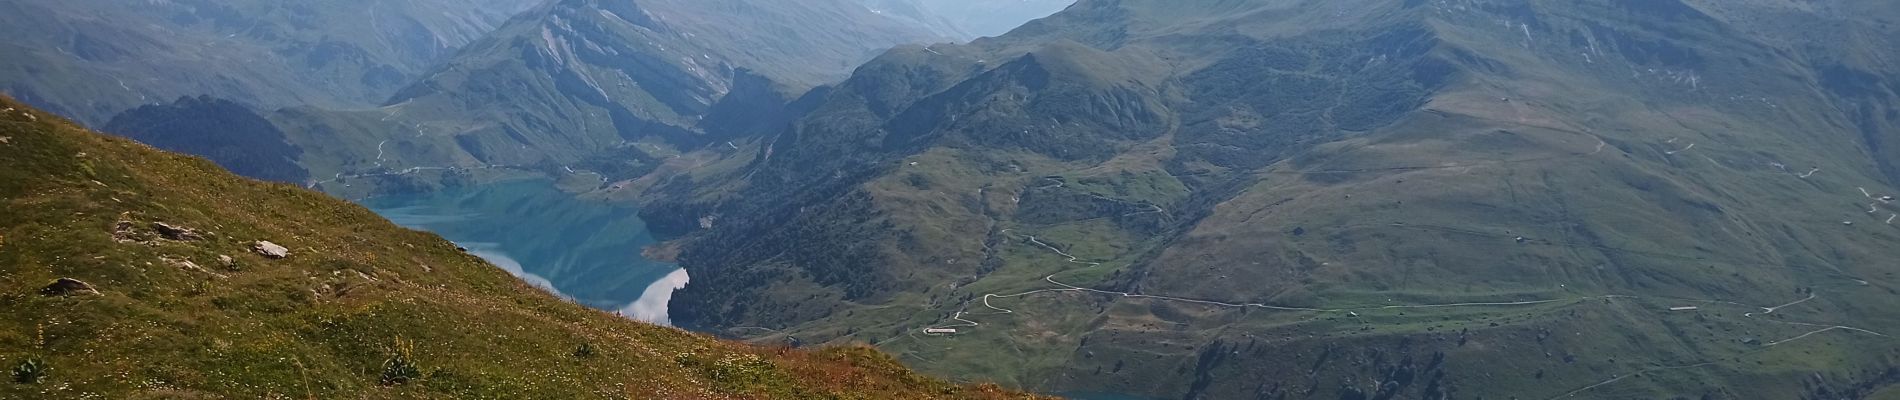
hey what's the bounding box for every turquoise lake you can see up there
[362,179,688,324]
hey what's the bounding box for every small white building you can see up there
[925,328,959,334]
[1669,306,1700,312]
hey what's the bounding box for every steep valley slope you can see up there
[104,96,311,184]
[0,96,1042,399]
[640,0,1900,398]
[0,0,534,125]
[269,0,958,198]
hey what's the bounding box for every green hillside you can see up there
[640,0,1900,398]
[0,96,1042,399]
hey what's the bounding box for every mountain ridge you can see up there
[642,0,1900,397]
[272,0,959,198]
[0,0,534,125]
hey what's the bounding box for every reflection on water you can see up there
[621,268,690,324]
[363,179,687,325]
[462,244,559,293]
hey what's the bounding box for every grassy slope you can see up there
[0,96,1042,399]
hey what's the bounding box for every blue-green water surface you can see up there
[362,179,687,323]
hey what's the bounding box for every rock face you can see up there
[151,222,205,241]
[41,278,100,296]
[111,220,141,243]
[251,241,290,259]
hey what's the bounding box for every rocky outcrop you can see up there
[41,278,100,296]
[251,241,290,259]
[111,219,141,243]
[151,222,205,241]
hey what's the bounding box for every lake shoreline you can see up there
[362,179,688,325]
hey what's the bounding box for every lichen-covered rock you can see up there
[252,241,290,259]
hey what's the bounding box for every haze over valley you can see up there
[5,0,1900,399]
